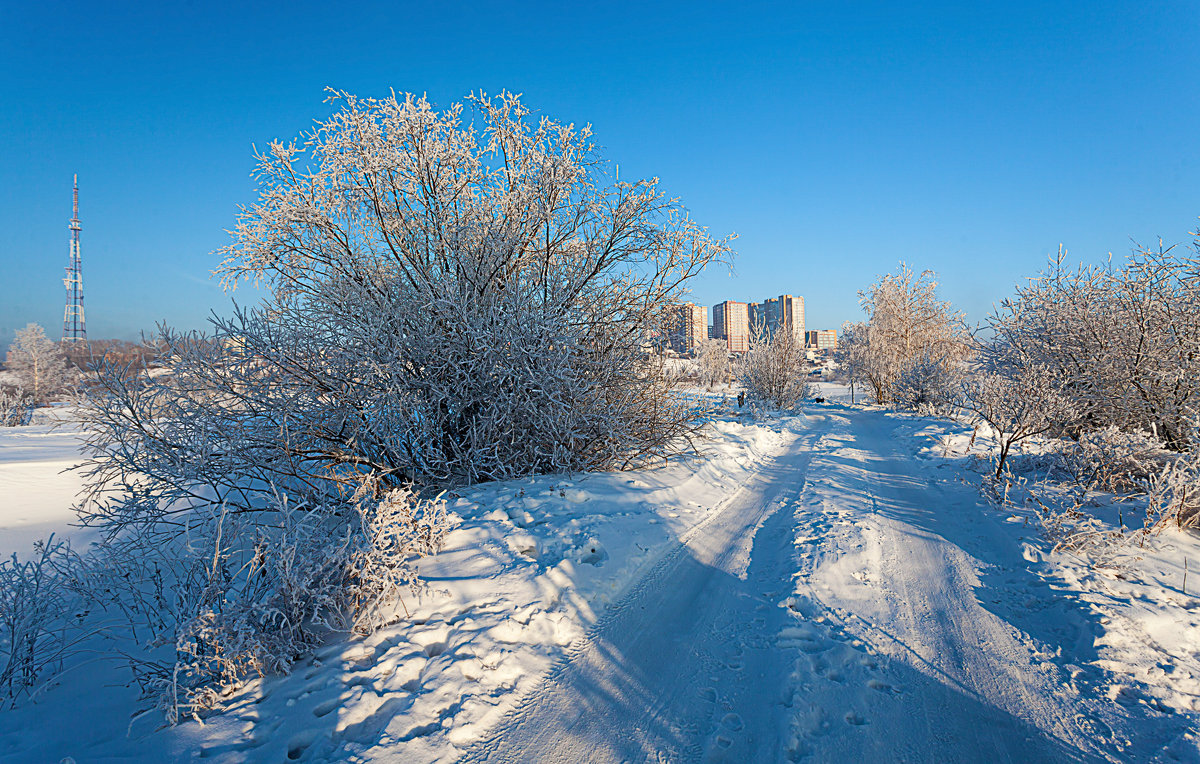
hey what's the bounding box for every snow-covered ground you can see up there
[0,413,94,558]
[0,402,1197,761]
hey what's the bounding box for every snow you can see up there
[0,416,93,559]
[1,402,1197,761]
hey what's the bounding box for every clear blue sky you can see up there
[2,1,1198,349]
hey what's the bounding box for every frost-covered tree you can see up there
[963,353,1078,478]
[851,266,970,406]
[835,321,869,404]
[990,243,1200,450]
[7,324,70,405]
[77,89,731,530]
[696,339,729,390]
[739,326,811,409]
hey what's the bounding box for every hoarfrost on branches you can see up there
[962,359,1077,478]
[0,388,33,427]
[835,321,870,404]
[851,266,970,407]
[78,88,732,531]
[988,242,1200,450]
[1058,426,1166,493]
[892,347,965,416]
[696,339,729,390]
[66,89,729,720]
[7,324,71,405]
[739,326,811,409]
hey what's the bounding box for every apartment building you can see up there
[668,302,708,355]
[755,294,805,343]
[711,300,750,353]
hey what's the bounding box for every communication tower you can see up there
[62,174,86,342]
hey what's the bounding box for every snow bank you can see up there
[904,415,1200,724]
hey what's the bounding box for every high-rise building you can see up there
[814,329,837,351]
[757,294,804,343]
[712,300,749,353]
[748,302,766,337]
[668,302,707,355]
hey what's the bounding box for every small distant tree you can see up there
[854,265,970,406]
[696,339,729,390]
[7,324,70,405]
[836,321,869,404]
[739,327,811,409]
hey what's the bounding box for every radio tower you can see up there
[62,174,86,342]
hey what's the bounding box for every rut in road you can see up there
[462,418,827,763]
[463,407,1194,763]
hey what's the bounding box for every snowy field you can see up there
[0,410,95,558]
[1,402,1198,761]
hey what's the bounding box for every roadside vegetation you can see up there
[0,90,731,719]
[837,231,1200,561]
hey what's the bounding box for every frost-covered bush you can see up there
[1059,426,1166,493]
[739,327,810,409]
[72,489,448,723]
[0,537,79,707]
[347,484,448,636]
[76,90,730,533]
[843,266,971,406]
[893,348,964,415]
[0,388,33,427]
[989,242,1200,450]
[963,361,1078,478]
[1144,424,1200,533]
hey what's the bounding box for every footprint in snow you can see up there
[843,711,868,726]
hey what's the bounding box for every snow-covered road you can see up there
[463,406,1195,763]
[461,412,824,763]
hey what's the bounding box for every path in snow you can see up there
[460,417,825,763]
[463,406,1194,763]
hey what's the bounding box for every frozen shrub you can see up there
[347,485,448,635]
[988,242,1200,450]
[739,326,810,409]
[963,363,1078,478]
[75,89,731,534]
[111,487,449,723]
[1059,426,1166,493]
[0,388,33,427]
[893,348,964,415]
[1145,442,1200,533]
[0,537,78,707]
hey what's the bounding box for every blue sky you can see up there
[2,1,1197,348]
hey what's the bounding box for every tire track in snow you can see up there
[460,415,833,763]
[783,407,1181,762]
